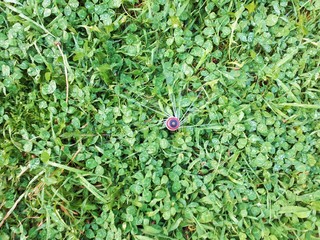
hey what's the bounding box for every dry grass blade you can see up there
[0,192,27,228]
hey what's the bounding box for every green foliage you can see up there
[0,0,319,239]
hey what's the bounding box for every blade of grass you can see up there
[0,191,27,228]
[3,3,55,37]
[76,174,110,204]
[0,170,45,228]
[47,161,88,174]
[276,103,320,109]
[46,160,111,205]
[276,79,300,103]
[263,99,290,119]
[228,6,245,59]
[117,93,169,117]
[55,42,70,104]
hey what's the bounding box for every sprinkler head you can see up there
[165,116,180,131]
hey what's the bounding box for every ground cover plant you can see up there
[0,0,319,239]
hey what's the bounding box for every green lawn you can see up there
[0,0,319,239]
